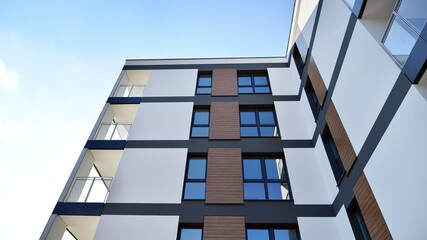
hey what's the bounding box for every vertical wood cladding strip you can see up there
[326,101,357,171]
[209,102,240,140]
[354,173,392,240]
[307,57,327,106]
[212,69,238,96]
[203,216,246,240]
[206,148,243,204]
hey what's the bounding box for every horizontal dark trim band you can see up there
[107,97,143,104]
[85,140,126,149]
[122,62,289,71]
[53,203,104,216]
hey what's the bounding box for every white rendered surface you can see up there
[107,148,187,203]
[268,62,301,96]
[284,138,338,204]
[143,69,197,97]
[311,0,351,86]
[94,215,179,240]
[275,95,316,140]
[333,21,400,153]
[45,216,67,240]
[365,86,427,240]
[128,102,193,140]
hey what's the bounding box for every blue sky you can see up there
[0,0,294,238]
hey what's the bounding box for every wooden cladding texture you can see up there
[212,69,238,96]
[203,216,246,240]
[206,148,243,204]
[307,57,327,106]
[354,173,392,240]
[326,101,357,172]
[209,102,240,140]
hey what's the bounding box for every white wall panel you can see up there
[298,206,355,240]
[275,95,316,140]
[300,5,318,44]
[268,63,301,96]
[107,148,187,203]
[311,0,351,86]
[143,69,197,97]
[284,138,338,204]
[333,22,400,153]
[94,215,179,240]
[365,86,427,240]
[128,102,193,140]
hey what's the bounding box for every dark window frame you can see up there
[237,72,272,94]
[305,76,321,120]
[240,109,280,137]
[292,46,305,77]
[190,109,210,138]
[347,199,371,240]
[182,157,207,200]
[196,73,212,95]
[321,125,345,184]
[246,227,300,240]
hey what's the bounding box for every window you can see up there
[305,77,321,119]
[240,110,280,137]
[348,200,370,240]
[191,110,210,137]
[243,158,291,200]
[238,73,271,94]
[183,158,206,200]
[178,228,203,240]
[246,228,299,240]
[321,125,345,183]
[196,74,212,94]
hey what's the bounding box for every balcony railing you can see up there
[95,123,131,140]
[66,177,113,203]
[114,85,145,97]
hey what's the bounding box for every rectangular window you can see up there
[196,74,212,94]
[305,77,321,119]
[246,228,299,240]
[321,125,345,183]
[240,110,280,137]
[243,158,291,200]
[348,200,371,240]
[183,158,206,200]
[191,110,210,137]
[238,73,271,94]
[178,227,203,240]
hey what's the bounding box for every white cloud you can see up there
[0,59,19,91]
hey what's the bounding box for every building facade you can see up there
[41,0,427,239]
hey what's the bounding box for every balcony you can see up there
[113,70,150,97]
[45,215,100,240]
[94,122,131,140]
[65,176,113,203]
[115,84,145,97]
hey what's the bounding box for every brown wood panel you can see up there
[203,216,246,240]
[209,102,240,140]
[212,69,238,96]
[354,173,392,240]
[307,57,327,106]
[206,148,243,204]
[326,101,357,172]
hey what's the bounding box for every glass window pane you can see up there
[198,77,212,86]
[258,111,275,124]
[265,159,283,180]
[243,159,262,179]
[254,87,270,93]
[247,229,269,240]
[194,111,209,124]
[188,159,206,179]
[238,76,252,86]
[191,127,209,137]
[274,229,297,240]
[196,88,211,94]
[254,76,268,85]
[240,112,256,124]
[184,183,205,199]
[239,87,253,93]
[180,229,203,240]
[267,183,290,200]
[344,0,355,9]
[397,0,427,32]
[241,127,259,137]
[260,127,277,137]
[244,183,266,200]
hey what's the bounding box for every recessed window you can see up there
[246,228,299,240]
[178,228,203,240]
[305,77,321,119]
[183,158,206,200]
[243,158,291,200]
[347,200,370,240]
[196,74,212,94]
[191,110,210,137]
[238,73,271,94]
[240,110,279,137]
[321,125,345,183]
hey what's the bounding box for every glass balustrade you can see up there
[95,123,131,140]
[66,177,113,203]
[115,85,145,97]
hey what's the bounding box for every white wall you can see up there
[311,0,351,87]
[298,206,355,240]
[128,102,193,140]
[332,21,401,153]
[364,86,427,240]
[94,215,179,240]
[268,63,301,96]
[300,5,318,45]
[284,137,338,204]
[143,69,197,97]
[275,95,316,140]
[107,148,187,203]
[45,215,67,240]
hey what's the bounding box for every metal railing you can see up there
[66,177,113,203]
[114,85,145,97]
[95,123,131,140]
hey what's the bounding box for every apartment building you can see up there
[40,0,427,239]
